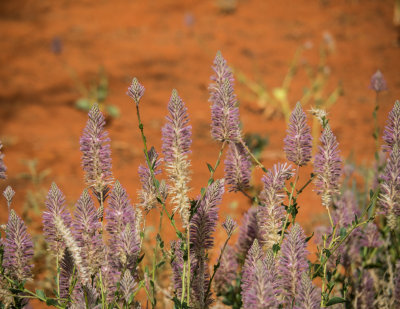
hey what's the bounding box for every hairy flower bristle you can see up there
[284,102,313,166]
[127,77,145,105]
[383,100,400,153]
[224,142,251,192]
[369,70,387,92]
[236,206,260,258]
[162,89,192,226]
[314,125,342,207]
[294,273,320,309]
[0,141,6,180]
[3,186,15,210]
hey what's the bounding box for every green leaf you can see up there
[75,99,92,111]
[106,105,120,118]
[36,289,46,301]
[46,299,59,306]
[207,163,214,173]
[305,232,314,243]
[325,297,347,306]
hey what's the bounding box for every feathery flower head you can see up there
[0,141,6,180]
[333,190,360,228]
[314,125,342,207]
[120,271,137,303]
[190,179,224,252]
[3,210,34,282]
[209,52,241,142]
[137,147,162,211]
[294,273,321,309]
[369,70,387,92]
[236,206,261,258]
[284,102,313,166]
[59,249,74,301]
[127,77,145,105]
[222,216,237,237]
[309,107,328,126]
[115,224,140,272]
[214,245,238,295]
[357,271,375,309]
[80,103,113,199]
[170,240,184,299]
[360,222,383,248]
[224,142,251,192]
[257,163,293,249]
[162,89,192,226]
[72,189,103,276]
[383,100,400,153]
[43,183,72,259]
[379,143,400,229]
[3,186,15,210]
[279,223,309,304]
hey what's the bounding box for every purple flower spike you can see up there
[284,102,313,166]
[369,70,387,92]
[314,125,342,207]
[3,210,34,282]
[43,183,72,260]
[214,245,238,295]
[138,147,163,211]
[127,77,145,105]
[379,144,400,229]
[3,186,15,210]
[162,89,192,226]
[222,216,237,237]
[106,180,139,270]
[294,273,321,309]
[120,271,137,303]
[224,142,251,192]
[395,261,400,308]
[241,241,280,308]
[80,104,113,201]
[72,190,103,277]
[257,163,293,249]
[236,206,261,259]
[0,141,6,180]
[59,249,74,300]
[171,240,184,299]
[383,100,400,153]
[209,52,241,142]
[359,222,383,248]
[279,223,309,304]
[357,271,375,309]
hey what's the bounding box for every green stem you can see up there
[186,229,191,305]
[240,139,268,173]
[373,92,380,157]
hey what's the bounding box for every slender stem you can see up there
[99,271,106,309]
[373,92,380,156]
[181,260,187,304]
[240,139,268,173]
[277,165,300,250]
[326,205,334,228]
[56,255,60,298]
[186,229,191,304]
[296,173,315,196]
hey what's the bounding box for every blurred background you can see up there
[0,0,399,306]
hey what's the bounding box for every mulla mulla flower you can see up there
[3,210,34,282]
[0,141,6,180]
[80,104,113,212]
[162,89,192,227]
[236,206,260,259]
[127,77,145,105]
[284,102,313,166]
[209,51,241,142]
[314,124,342,207]
[279,223,309,305]
[214,245,238,295]
[369,70,387,93]
[294,273,321,309]
[224,142,251,192]
[190,179,225,308]
[257,163,293,249]
[382,100,400,153]
[43,182,73,260]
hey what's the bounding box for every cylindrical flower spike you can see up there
[162,89,192,227]
[209,52,241,142]
[214,245,238,295]
[43,183,72,260]
[127,77,145,105]
[80,103,113,210]
[369,70,387,93]
[383,100,400,153]
[0,141,6,180]
[236,206,261,260]
[59,249,74,301]
[314,125,342,207]
[3,210,34,282]
[3,186,15,211]
[284,102,313,166]
[224,142,252,192]
[294,273,321,309]
[279,223,309,305]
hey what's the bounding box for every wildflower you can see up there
[162,89,192,226]
[359,222,383,248]
[369,70,387,92]
[43,183,72,260]
[382,100,400,153]
[170,240,184,299]
[222,216,237,237]
[59,249,74,300]
[137,147,162,211]
[224,142,251,192]
[214,245,238,295]
[0,141,6,180]
[279,223,309,304]
[294,273,321,309]
[120,271,137,303]
[236,206,261,259]
[127,77,145,105]
[314,125,342,207]
[209,51,241,142]
[3,186,15,211]
[3,210,34,282]
[72,190,103,277]
[257,163,293,249]
[80,104,113,207]
[309,108,328,126]
[357,271,375,309]
[379,144,400,229]
[284,102,313,166]
[241,241,279,308]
